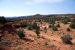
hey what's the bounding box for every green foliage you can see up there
[70,23,75,28]
[62,20,68,24]
[32,22,40,36]
[70,19,75,29]
[27,23,40,31]
[61,34,72,44]
[35,30,40,36]
[27,24,33,30]
[62,17,71,24]
[20,22,28,28]
[44,18,49,23]
[33,22,40,30]
[27,23,40,36]
[44,27,47,33]
[44,17,56,24]
[52,26,58,31]
[17,31,25,39]
[49,24,58,31]
[0,16,7,24]
[32,22,39,30]
[50,19,55,24]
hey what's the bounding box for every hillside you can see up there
[0,14,75,50]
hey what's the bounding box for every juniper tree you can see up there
[70,19,75,29]
[0,16,7,24]
[61,34,72,45]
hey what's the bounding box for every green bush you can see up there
[61,34,72,45]
[33,22,39,30]
[35,30,40,36]
[33,22,40,36]
[62,17,71,24]
[70,19,75,29]
[50,20,55,24]
[44,27,47,33]
[52,26,58,31]
[20,22,28,28]
[27,24,33,30]
[62,20,68,24]
[0,16,7,24]
[17,31,25,39]
[70,23,75,29]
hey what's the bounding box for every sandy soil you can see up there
[0,22,75,50]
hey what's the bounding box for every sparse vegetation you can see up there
[32,22,39,30]
[70,19,75,28]
[20,22,28,28]
[0,16,7,24]
[17,30,25,39]
[44,42,48,48]
[52,26,58,31]
[35,30,40,36]
[0,14,75,50]
[61,34,72,45]
[62,17,71,24]
[67,28,71,31]
[62,19,68,24]
[27,24,33,30]
[44,27,47,33]
[70,23,75,28]
[56,24,60,27]
[33,22,40,36]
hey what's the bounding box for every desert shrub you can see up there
[50,20,55,24]
[67,28,71,31]
[70,19,75,29]
[44,18,49,23]
[0,16,7,24]
[21,23,28,28]
[70,22,75,29]
[32,22,39,30]
[28,26,33,30]
[52,26,58,31]
[62,20,68,24]
[35,30,40,36]
[56,24,60,27]
[44,42,49,48]
[27,24,33,30]
[44,27,47,33]
[17,31,25,39]
[61,34,72,44]
[62,17,71,24]
[33,22,40,36]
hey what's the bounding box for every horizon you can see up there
[1,13,75,17]
[0,0,75,17]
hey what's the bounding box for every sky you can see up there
[0,0,75,17]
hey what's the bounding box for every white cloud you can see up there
[25,0,64,5]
